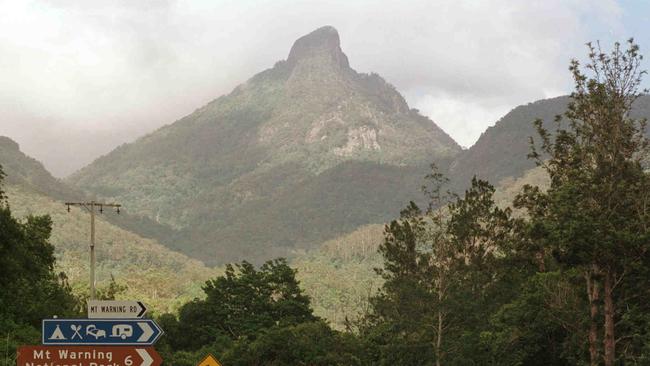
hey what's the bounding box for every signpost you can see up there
[15,195,164,365]
[17,346,162,366]
[88,300,148,319]
[43,319,163,346]
[21,206,164,366]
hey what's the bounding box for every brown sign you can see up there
[17,346,162,366]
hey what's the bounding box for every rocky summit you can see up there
[69,26,461,264]
[287,26,350,69]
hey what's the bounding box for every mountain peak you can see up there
[0,136,19,151]
[71,25,463,264]
[287,26,349,69]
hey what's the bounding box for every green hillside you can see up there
[293,224,384,329]
[293,165,552,331]
[0,133,396,324]
[0,135,381,325]
[449,95,650,188]
[5,183,218,314]
[0,136,80,201]
[68,26,461,264]
[0,136,219,314]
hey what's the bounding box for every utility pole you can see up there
[65,201,121,300]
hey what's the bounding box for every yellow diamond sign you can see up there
[198,354,223,366]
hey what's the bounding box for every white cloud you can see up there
[0,0,630,175]
[407,92,511,149]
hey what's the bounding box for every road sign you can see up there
[88,300,148,319]
[17,346,162,366]
[197,354,223,366]
[42,319,163,346]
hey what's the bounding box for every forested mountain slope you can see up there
[69,26,461,264]
[294,164,553,330]
[449,95,650,187]
[0,136,80,201]
[0,137,217,313]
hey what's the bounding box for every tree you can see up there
[0,165,5,202]
[422,168,458,366]
[0,164,77,364]
[365,200,437,364]
[166,258,317,352]
[0,169,77,326]
[221,321,360,366]
[155,258,363,365]
[482,270,584,366]
[362,167,516,365]
[518,39,649,365]
[444,178,517,364]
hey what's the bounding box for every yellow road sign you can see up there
[198,354,223,366]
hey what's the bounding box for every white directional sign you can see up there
[88,300,148,319]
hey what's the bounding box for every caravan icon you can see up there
[110,324,133,339]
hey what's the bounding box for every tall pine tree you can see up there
[517,39,650,365]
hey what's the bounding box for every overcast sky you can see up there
[1,0,648,177]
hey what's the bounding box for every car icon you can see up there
[111,324,133,339]
[86,325,106,339]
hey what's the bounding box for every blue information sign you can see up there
[42,319,163,346]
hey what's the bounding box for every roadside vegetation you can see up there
[2,40,649,365]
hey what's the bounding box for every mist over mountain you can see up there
[9,18,649,267]
[4,30,650,353]
[69,26,461,264]
[3,1,650,362]
[27,27,650,267]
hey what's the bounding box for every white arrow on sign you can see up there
[88,300,148,319]
[137,322,154,342]
[136,349,153,366]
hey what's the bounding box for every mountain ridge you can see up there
[0,136,81,201]
[0,136,218,313]
[68,26,461,264]
[449,95,650,187]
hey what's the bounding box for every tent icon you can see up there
[49,325,66,340]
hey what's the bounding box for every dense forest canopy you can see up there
[2,39,649,365]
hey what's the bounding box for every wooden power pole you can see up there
[65,201,121,300]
